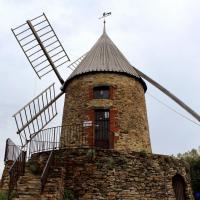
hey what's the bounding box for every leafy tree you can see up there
[177,147,200,199]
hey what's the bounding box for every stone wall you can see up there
[61,73,151,153]
[31,149,194,200]
[0,160,13,191]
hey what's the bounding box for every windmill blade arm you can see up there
[13,83,64,146]
[66,52,87,71]
[11,13,70,83]
[16,91,64,135]
[27,20,64,84]
[132,66,200,122]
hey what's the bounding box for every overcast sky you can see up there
[0,0,200,175]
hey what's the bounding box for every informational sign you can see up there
[83,121,92,127]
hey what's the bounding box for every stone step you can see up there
[18,179,40,185]
[13,196,40,200]
[11,165,42,200]
[17,189,40,194]
[18,193,40,197]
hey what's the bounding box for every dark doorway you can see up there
[95,110,109,149]
[172,174,186,200]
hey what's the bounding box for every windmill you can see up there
[11,12,200,148]
[3,12,199,200]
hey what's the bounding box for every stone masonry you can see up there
[29,148,194,200]
[61,72,151,153]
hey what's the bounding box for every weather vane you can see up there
[99,12,111,23]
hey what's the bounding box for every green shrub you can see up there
[106,157,115,169]
[115,156,128,167]
[138,150,147,157]
[0,191,8,200]
[28,160,41,175]
[86,149,96,161]
[64,189,74,200]
[95,160,102,169]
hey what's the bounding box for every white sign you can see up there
[83,121,92,127]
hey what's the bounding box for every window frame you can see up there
[93,85,110,99]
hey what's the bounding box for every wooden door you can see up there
[172,174,186,200]
[95,110,109,149]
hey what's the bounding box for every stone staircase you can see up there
[8,163,65,200]
[12,166,41,200]
[40,167,65,200]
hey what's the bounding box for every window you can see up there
[93,86,109,99]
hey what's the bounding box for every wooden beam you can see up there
[132,66,200,122]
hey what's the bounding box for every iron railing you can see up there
[28,123,90,158]
[41,150,54,192]
[8,150,26,198]
[4,122,114,197]
[3,139,26,199]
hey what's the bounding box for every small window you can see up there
[93,86,109,99]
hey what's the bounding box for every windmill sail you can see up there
[11,13,70,84]
[66,53,87,71]
[13,83,63,146]
[132,66,200,122]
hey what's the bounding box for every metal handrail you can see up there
[27,123,116,158]
[8,150,26,198]
[27,123,89,158]
[3,121,115,198]
[41,150,54,192]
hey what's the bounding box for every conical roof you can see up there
[64,27,147,91]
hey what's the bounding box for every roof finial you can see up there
[99,12,111,33]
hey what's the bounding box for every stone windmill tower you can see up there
[61,22,151,153]
[1,13,199,199]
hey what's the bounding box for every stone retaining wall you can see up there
[31,149,194,200]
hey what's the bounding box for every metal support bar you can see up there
[30,14,44,22]
[27,20,64,84]
[12,22,27,30]
[132,66,200,122]
[34,59,48,68]
[66,53,87,70]
[44,40,58,48]
[36,24,50,32]
[11,28,40,79]
[43,13,70,62]
[13,83,55,115]
[55,60,68,68]
[32,19,46,27]
[53,55,66,63]
[42,35,56,43]
[29,48,42,57]
[39,30,53,38]
[47,45,60,53]
[37,64,51,73]
[16,28,30,36]
[41,150,54,192]
[19,33,33,41]
[26,44,39,52]
[22,38,36,47]
[31,54,45,63]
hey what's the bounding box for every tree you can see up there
[177,147,200,199]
